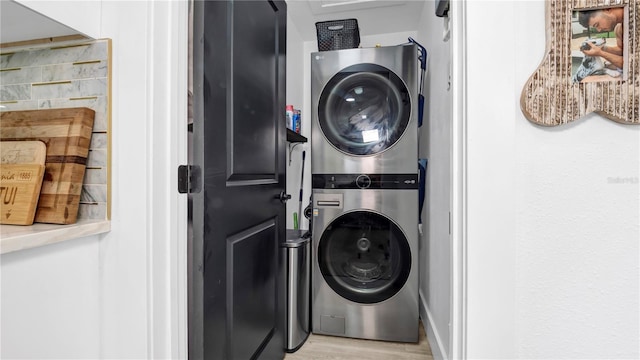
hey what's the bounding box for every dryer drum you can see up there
[344,257,384,281]
[318,65,411,156]
[318,211,411,304]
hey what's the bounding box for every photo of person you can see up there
[571,7,625,83]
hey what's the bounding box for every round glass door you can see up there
[318,63,411,156]
[318,210,411,304]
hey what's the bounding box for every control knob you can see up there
[355,175,371,189]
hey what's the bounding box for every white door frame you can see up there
[147,0,189,359]
[450,0,468,359]
[155,1,469,359]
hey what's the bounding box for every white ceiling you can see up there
[0,0,426,45]
[0,0,82,44]
[286,0,426,41]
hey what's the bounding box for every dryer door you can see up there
[318,210,411,304]
[318,63,411,156]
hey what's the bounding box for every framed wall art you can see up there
[521,0,639,126]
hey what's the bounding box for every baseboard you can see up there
[419,289,448,360]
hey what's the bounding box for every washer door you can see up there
[318,210,411,304]
[318,63,411,156]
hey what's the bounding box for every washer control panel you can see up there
[355,175,372,189]
[312,174,418,189]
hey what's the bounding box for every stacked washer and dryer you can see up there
[310,43,420,343]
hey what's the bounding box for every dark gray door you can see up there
[189,1,287,359]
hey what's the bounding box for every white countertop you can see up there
[0,219,110,254]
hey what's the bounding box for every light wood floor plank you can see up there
[285,321,433,360]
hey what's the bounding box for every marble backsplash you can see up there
[0,39,110,221]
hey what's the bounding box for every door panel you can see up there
[230,1,278,178]
[190,1,287,359]
[228,220,277,360]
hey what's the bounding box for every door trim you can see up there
[450,0,468,359]
[147,0,189,359]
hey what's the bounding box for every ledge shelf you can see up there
[287,129,307,165]
[287,128,307,143]
[0,219,111,255]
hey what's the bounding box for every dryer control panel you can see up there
[312,174,418,190]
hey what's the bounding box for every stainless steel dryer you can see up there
[311,174,419,343]
[311,44,418,175]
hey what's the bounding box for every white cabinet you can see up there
[16,0,102,40]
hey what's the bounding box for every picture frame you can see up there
[520,0,639,126]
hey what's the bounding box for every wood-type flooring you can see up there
[284,321,433,360]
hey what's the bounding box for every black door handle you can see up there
[276,191,291,203]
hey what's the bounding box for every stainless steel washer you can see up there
[311,174,419,342]
[311,44,418,175]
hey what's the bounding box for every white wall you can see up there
[1,238,101,359]
[415,1,452,360]
[464,1,639,358]
[1,1,187,359]
[286,11,309,231]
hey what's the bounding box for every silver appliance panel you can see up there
[311,45,418,175]
[311,188,419,342]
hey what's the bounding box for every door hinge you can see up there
[178,165,200,194]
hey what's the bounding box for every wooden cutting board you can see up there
[0,108,95,224]
[0,141,46,225]
[1,140,47,164]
